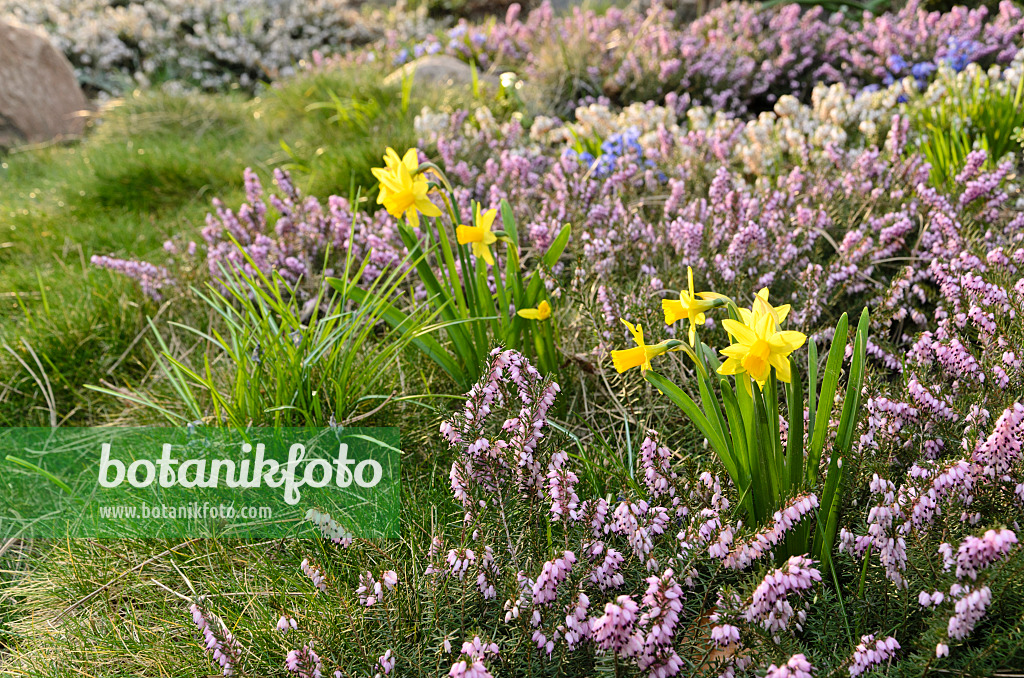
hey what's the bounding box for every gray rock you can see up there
[384,54,501,92]
[0,20,90,148]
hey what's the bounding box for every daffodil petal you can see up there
[663,299,685,325]
[769,352,792,382]
[722,318,758,345]
[768,330,807,353]
[612,346,648,373]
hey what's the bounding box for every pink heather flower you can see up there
[744,556,821,634]
[848,635,900,677]
[190,603,242,677]
[276,615,298,632]
[591,595,644,657]
[300,559,327,594]
[91,255,174,300]
[442,349,561,518]
[719,494,818,569]
[955,529,1017,580]
[446,548,476,580]
[357,571,383,606]
[936,643,950,658]
[379,649,396,675]
[448,638,498,678]
[639,430,676,499]
[531,551,576,605]
[711,624,741,647]
[939,543,956,571]
[765,653,815,678]
[382,570,399,590]
[564,592,592,649]
[589,543,625,590]
[947,586,992,640]
[973,403,1024,478]
[285,643,322,678]
[638,569,684,677]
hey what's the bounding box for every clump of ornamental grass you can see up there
[906,57,1024,190]
[88,242,434,428]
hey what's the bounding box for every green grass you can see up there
[0,63,466,428]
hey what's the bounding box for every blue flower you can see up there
[911,62,936,80]
[945,37,980,73]
[886,54,908,73]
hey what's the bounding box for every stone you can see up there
[0,20,90,148]
[383,55,501,92]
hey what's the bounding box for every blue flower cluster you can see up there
[565,127,659,179]
[881,37,982,98]
[944,37,981,73]
[883,54,936,90]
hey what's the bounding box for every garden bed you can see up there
[2,1,1024,677]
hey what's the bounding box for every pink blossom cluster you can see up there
[90,255,174,301]
[300,558,327,594]
[954,529,1017,581]
[190,602,242,676]
[532,551,576,605]
[285,643,322,678]
[848,635,900,677]
[449,637,499,678]
[591,595,643,656]
[742,556,822,635]
[765,653,815,678]
[637,569,684,678]
[441,348,561,517]
[714,494,819,570]
[947,585,993,640]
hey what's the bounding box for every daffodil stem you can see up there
[419,162,454,192]
[434,192,470,321]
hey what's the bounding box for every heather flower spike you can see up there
[611,319,681,374]
[662,266,726,345]
[371,146,442,228]
[518,300,551,321]
[719,312,806,390]
[457,204,499,266]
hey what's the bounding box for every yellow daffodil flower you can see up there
[456,205,499,266]
[740,288,791,329]
[718,312,807,390]
[376,148,418,201]
[371,147,441,228]
[662,266,726,345]
[517,300,551,320]
[612,319,675,373]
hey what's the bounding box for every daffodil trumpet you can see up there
[611,319,688,374]
[662,267,729,346]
